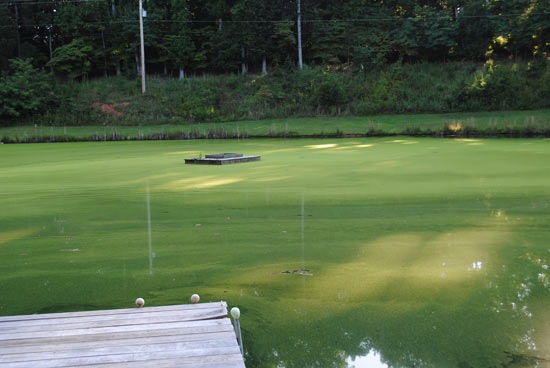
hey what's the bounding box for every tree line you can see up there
[0,0,549,79]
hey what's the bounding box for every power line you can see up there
[1,11,548,29]
[2,0,550,21]
[1,0,104,5]
[0,20,135,28]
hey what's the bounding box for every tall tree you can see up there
[297,0,303,69]
[166,0,196,78]
[0,5,17,69]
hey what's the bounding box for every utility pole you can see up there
[139,0,146,93]
[14,3,21,58]
[48,26,53,60]
[297,0,303,70]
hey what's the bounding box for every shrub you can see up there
[0,59,55,120]
[465,62,532,110]
[46,39,94,80]
[315,73,347,108]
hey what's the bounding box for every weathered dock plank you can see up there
[0,338,239,363]
[73,353,246,368]
[0,302,227,322]
[0,319,230,341]
[0,301,245,368]
[0,320,234,349]
[0,307,228,332]
[0,331,236,355]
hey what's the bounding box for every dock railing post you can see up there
[231,307,244,356]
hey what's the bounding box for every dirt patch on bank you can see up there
[92,102,130,117]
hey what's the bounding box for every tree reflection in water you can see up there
[347,349,387,367]
[243,247,549,368]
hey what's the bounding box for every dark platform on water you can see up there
[186,153,261,165]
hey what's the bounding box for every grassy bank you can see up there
[3,61,550,126]
[2,109,550,143]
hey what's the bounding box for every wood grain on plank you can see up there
[0,323,234,348]
[0,331,235,355]
[0,302,227,323]
[0,318,232,341]
[0,306,227,329]
[74,353,246,368]
[0,338,238,363]
[0,345,241,368]
[0,308,228,333]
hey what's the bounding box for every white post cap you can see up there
[135,298,145,308]
[230,307,241,319]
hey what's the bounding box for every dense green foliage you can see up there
[46,39,94,80]
[1,0,549,126]
[1,139,549,366]
[0,59,55,118]
[3,61,549,126]
[1,0,549,77]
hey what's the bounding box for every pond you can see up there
[0,138,549,367]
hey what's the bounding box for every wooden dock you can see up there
[0,301,245,368]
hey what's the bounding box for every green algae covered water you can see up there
[1,138,549,367]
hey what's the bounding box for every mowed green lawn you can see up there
[2,109,550,141]
[1,138,549,367]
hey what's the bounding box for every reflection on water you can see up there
[146,181,153,275]
[245,237,550,367]
[244,237,550,367]
[347,350,388,368]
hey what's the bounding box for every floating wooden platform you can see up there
[185,153,260,165]
[0,301,245,368]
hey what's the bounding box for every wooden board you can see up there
[0,302,245,368]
